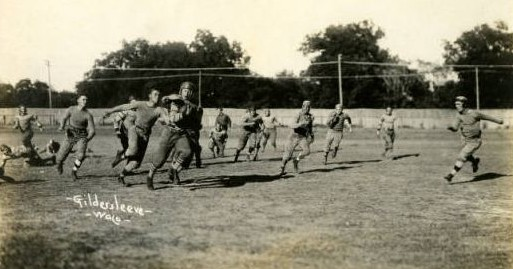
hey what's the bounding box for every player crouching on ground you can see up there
[280,100,315,175]
[377,107,397,159]
[209,123,228,158]
[323,104,352,165]
[0,143,56,177]
[444,96,504,182]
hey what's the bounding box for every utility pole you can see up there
[475,67,480,110]
[45,60,53,108]
[198,70,202,107]
[337,54,343,106]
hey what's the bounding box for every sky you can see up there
[1,0,512,91]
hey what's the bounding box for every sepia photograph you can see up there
[0,0,512,268]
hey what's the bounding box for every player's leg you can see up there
[248,132,261,161]
[261,130,270,152]
[270,128,278,150]
[218,139,226,158]
[55,138,74,175]
[119,134,147,183]
[332,131,343,158]
[280,134,299,175]
[323,130,334,164]
[293,136,311,173]
[208,138,216,158]
[234,131,250,162]
[21,130,34,148]
[70,138,88,180]
[167,135,193,186]
[383,131,394,158]
[146,130,176,189]
[445,139,482,182]
[119,124,129,153]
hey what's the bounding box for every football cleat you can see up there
[293,159,299,174]
[111,151,123,168]
[444,174,453,183]
[57,163,63,175]
[146,176,154,191]
[71,170,78,181]
[472,157,480,173]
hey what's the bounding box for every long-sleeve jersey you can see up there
[13,114,42,132]
[108,101,167,134]
[449,109,503,140]
[327,111,351,131]
[262,115,280,130]
[377,114,396,131]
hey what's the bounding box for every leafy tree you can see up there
[300,20,398,108]
[77,30,250,108]
[0,83,15,107]
[443,21,513,108]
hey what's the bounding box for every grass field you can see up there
[0,127,512,269]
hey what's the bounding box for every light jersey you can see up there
[262,115,279,129]
[210,128,227,141]
[378,114,396,131]
[67,106,94,129]
[14,114,40,132]
[452,109,498,140]
[328,112,351,131]
[131,101,166,132]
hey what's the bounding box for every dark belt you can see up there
[67,126,88,138]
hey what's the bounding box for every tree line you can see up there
[1,21,512,109]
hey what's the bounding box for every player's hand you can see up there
[57,127,64,132]
[376,130,380,137]
[348,127,353,133]
[39,127,44,132]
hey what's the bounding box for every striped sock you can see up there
[450,161,464,176]
[72,159,81,171]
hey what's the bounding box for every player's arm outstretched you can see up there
[477,112,504,125]
[103,102,140,118]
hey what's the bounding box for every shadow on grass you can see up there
[451,172,512,185]
[0,176,45,185]
[301,165,361,174]
[330,159,383,165]
[127,173,292,190]
[392,153,421,160]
